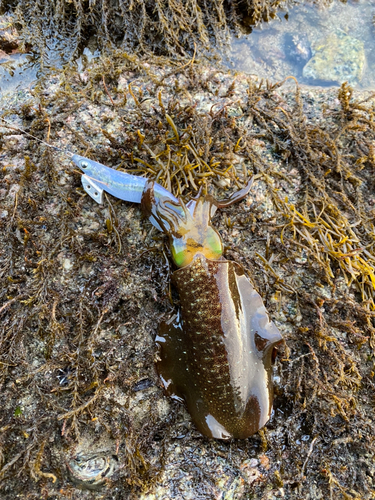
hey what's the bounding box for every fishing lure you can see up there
[1,117,282,439]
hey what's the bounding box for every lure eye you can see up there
[80,161,89,169]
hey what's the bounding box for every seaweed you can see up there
[1,52,375,499]
[0,0,289,65]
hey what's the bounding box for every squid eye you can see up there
[204,229,223,259]
[80,161,89,169]
[171,239,190,268]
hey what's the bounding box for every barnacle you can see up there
[66,452,118,490]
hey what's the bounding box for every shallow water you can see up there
[0,52,37,94]
[0,16,80,95]
[227,0,375,88]
[1,1,375,93]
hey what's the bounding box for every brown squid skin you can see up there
[142,178,282,439]
[156,255,282,439]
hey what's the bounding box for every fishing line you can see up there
[0,116,74,158]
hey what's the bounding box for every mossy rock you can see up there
[1,51,375,499]
[302,32,365,85]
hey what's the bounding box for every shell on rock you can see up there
[66,452,118,490]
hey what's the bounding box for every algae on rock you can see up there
[1,54,375,498]
[303,32,365,85]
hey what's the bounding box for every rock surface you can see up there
[303,32,365,84]
[0,45,375,500]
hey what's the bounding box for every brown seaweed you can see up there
[0,55,375,498]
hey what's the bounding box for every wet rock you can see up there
[0,15,36,94]
[132,378,154,392]
[285,33,312,65]
[0,15,21,54]
[0,53,37,94]
[302,32,365,84]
